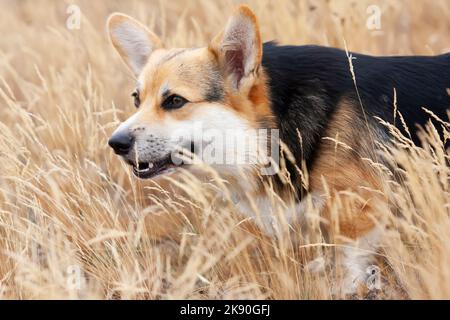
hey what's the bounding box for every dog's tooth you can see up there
[149,163,154,168]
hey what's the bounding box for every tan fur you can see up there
[226,74,273,126]
[139,48,221,121]
[209,5,263,71]
[207,5,271,126]
[309,99,386,239]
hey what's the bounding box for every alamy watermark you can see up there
[366,265,381,290]
[366,5,383,35]
[66,4,81,30]
[66,264,86,290]
[166,125,281,176]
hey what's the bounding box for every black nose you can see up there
[108,132,134,155]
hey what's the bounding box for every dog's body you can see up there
[262,44,449,293]
[264,43,449,169]
[106,6,450,294]
[263,42,449,229]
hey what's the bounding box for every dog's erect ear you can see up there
[210,5,262,92]
[107,13,163,76]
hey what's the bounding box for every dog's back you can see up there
[262,43,450,166]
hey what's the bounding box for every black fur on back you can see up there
[261,42,450,196]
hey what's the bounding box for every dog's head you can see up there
[107,5,274,180]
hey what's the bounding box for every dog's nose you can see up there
[108,132,134,155]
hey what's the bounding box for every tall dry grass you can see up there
[0,0,449,299]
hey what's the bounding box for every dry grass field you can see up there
[0,0,449,299]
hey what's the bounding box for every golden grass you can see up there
[0,0,449,299]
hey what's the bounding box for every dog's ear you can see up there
[107,13,162,76]
[210,5,262,92]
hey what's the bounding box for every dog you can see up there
[106,5,450,294]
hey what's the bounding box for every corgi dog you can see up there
[106,5,450,294]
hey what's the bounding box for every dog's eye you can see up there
[131,90,140,108]
[162,94,188,110]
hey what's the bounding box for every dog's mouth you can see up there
[124,143,196,180]
[127,155,180,179]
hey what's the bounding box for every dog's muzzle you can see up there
[108,130,188,180]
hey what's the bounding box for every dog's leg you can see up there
[305,99,388,297]
[337,226,382,296]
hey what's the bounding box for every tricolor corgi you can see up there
[106,5,450,294]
